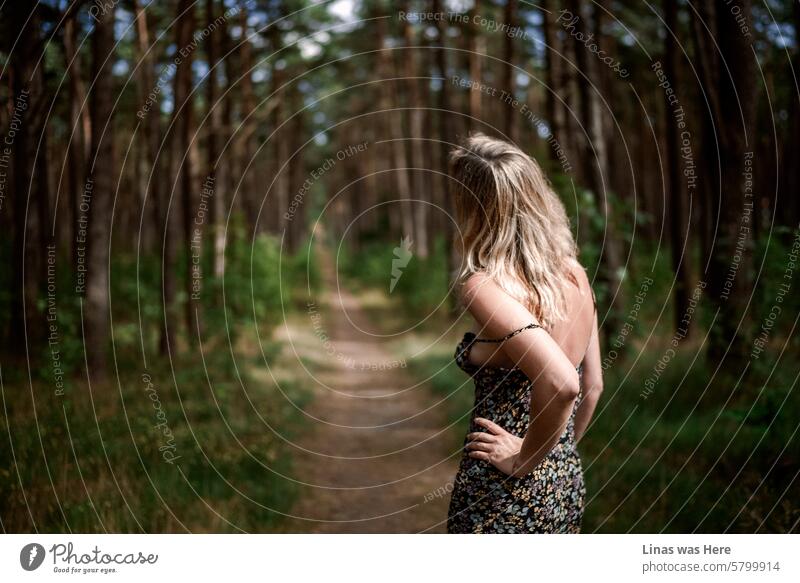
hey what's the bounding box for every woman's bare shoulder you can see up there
[461,272,520,308]
[460,272,536,328]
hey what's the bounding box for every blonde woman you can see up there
[447,134,603,534]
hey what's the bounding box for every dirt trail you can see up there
[273,253,458,533]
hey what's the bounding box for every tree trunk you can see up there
[85,1,116,379]
[401,3,429,258]
[63,13,91,261]
[205,0,227,279]
[239,4,260,236]
[132,0,170,355]
[541,0,564,166]
[6,4,49,355]
[289,81,306,252]
[376,15,415,241]
[782,1,800,226]
[467,1,484,129]
[690,4,717,277]
[567,0,625,339]
[175,0,198,344]
[560,5,581,181]
[663,0,692,336]
[692,0,757,366]
[36,107,52,258]
[501,0,518,142]
[269,24,291,246]
[431,0,456,292]
[214,3,233,278]
[160,0,194,353]
[132,0,161,255]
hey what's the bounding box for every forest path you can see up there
[272,248,458,533]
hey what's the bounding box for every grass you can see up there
[0,231,321,533]
[1,340,312,532]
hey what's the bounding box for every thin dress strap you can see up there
[472,323,541,343]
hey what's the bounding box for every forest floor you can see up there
[269,250,458,533]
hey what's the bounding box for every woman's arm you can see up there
[574,311,603,442]
[461,274,580,476]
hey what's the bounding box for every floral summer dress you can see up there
[447,323,586,534]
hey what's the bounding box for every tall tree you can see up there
[541,0,564,166]
[692,0,757,364]
[663,0,692,335]
[62,9,91,260]
[431,0,456,286]
[268,18,291,244]
[132,0,162,257]
[204,0,224,272]
[782,1,800,226]
[176,0,198,342]
[567,0,625,338]
[401,3,429,258]
[559,1,582,182]
[6,3,45,355]
[213,0,233,278]
[467,1,485,129]
[84,0,116,378]
[375,13,415,240]
[161,0,196,352]
[238,2,260,235]
[288,80,306,252]
[501,0,519,142]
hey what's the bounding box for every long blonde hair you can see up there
[449,133,578,329]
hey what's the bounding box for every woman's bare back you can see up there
[467,261,595,370]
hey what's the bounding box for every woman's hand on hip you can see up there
[466,417,526,477]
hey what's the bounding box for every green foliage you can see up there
[1,223,320,532]
[581,348,799,533]
[0,343,311,533]
[752,226,800,341]
[22,222,319,382]
[339,235,451,316]
[549,171,649,310]
[218,231,287,325]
